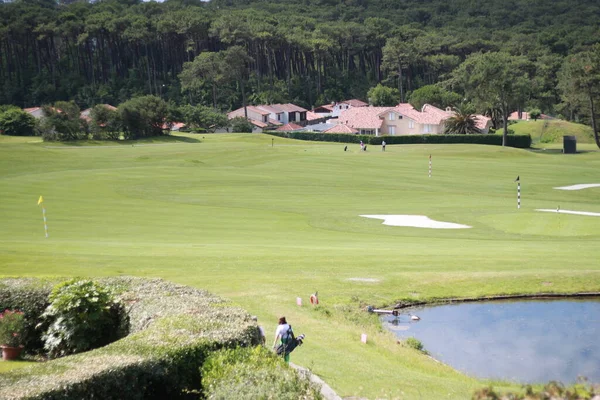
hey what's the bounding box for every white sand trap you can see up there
[536,209,600,217]
[360,215,471,229]
[554,184,600,191]
[347,277,381,283]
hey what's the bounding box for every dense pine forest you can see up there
[1,0,599,129]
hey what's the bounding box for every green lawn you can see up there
[1,133,599,399]
[0,360,38,373]
[510,119,595,144]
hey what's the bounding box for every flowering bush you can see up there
[0,309,25,347]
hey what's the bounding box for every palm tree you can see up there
[444,104,480,134]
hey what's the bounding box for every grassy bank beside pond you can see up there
[1,133,599,399]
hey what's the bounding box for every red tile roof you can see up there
[228,106,270,119]
[473,115,491,130]
[342,99,368,107]
[276,123,303,131]
[306,111,321,121]
[268,118,283,126]
[323,124,358,134]
[249,119,268,128]
[338,107,390,130]
[314,104,334,112]
[24,107,41,113]
[271,103,308,113]
[257,105,285,114]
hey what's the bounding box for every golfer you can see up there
[272,316,293,363]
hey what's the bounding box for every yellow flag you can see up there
[37,195,43,205]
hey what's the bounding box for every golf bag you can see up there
[276,326,305,356]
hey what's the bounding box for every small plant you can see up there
[0,309,25,347]
[404,337,425,352]
[41,279,126,358]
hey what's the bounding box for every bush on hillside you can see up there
[41,279,127,358]
[0,108,37,136]
[40,101,87,141]
[472,380,599,400]
[119,95,168,139]
[201,346,322,400]
[230,116,253,133]
[89,104,121,140]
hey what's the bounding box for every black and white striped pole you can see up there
[428,154,432,178]
[515,176,520,209]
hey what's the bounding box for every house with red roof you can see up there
[335,103,491,136]
[313,99,368,118]
[24,107,63,119]
[276,123,303,132]
[227,103,307,132]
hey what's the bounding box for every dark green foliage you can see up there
[89,105,121,140]
[444,104,480,134]
[0,108,37,136]
[41,279,127,358]
[404,337,425,352]
[267,131,532,148]
[118,96,168,139]
[409,86,462,111]
[528,108,542,121]
[472,381,599,400]
[201,346,322,400]
[230,117,253,133]
[40,101,86,141]
[180,105,229,133]
[367,84,400,106]
[0,279,53,355]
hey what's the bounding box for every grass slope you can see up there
[511,120,595,144]
[1,133,599,399]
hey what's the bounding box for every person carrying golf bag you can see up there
[272,316,305,363]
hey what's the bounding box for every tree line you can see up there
[0,0,599,146]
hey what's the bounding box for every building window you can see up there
[388,113,395,121]
[289,112,296,122]
[263,116,268,123]
[388,126,396,135]
[408,120,414,129]
[423,124,432,133]
[277,114,282,121]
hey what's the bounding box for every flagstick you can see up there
[428,154,432,178]
[517,182,521,209]
[42,206,48,238]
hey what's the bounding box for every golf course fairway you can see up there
[1,133,599,399]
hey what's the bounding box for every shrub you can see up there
[118,95,168,139]
[40,101,87,141]
[404,337,425,352]
[472,380,599,400]
[230,116,253,133]
[0,108,37,136]
[0,310,25,347]
[201,346,322,400]
[41,279,127,358]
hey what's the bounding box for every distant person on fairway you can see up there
[360,141,364,151]
[273,316,293,363]
[382,140,386,151]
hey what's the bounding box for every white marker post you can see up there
[361,333,368,344]
[428,154,432,178]
[296,297,302,306]
[38,196,48,238]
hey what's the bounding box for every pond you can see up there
[382,298,600,384]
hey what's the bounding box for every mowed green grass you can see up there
[1,133,599,398]
[511,119,595,144]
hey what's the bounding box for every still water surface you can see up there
[382,298,600,384]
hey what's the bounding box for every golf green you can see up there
[1,133,599,398]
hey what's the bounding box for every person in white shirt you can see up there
[272,316,292,363]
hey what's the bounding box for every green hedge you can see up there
[0,277,262,400]
[266,131,532,148]
[201,346,322,399]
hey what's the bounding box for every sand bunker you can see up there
[360,215,471,229]
[554,184,600,191]
[536,209,600,217]
[347,277,381,283]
